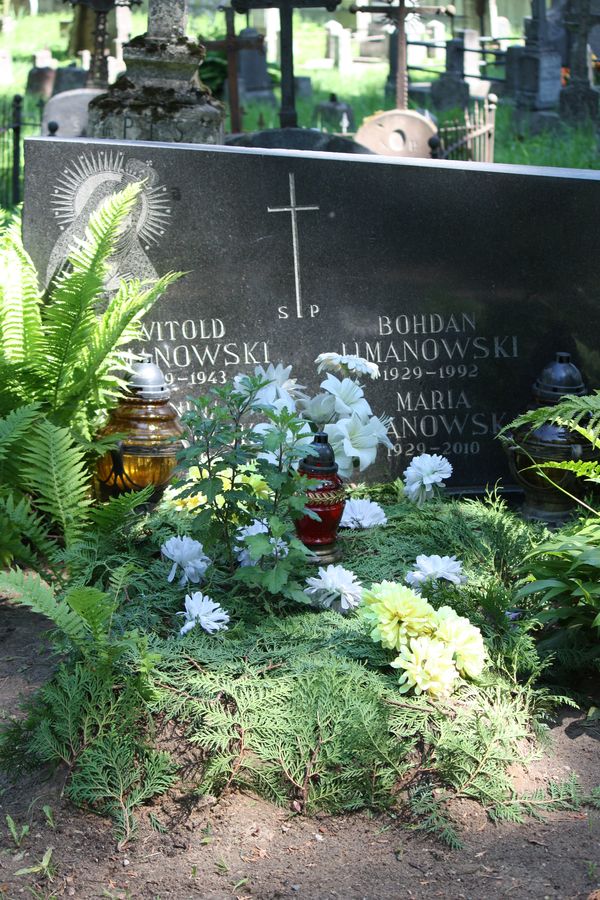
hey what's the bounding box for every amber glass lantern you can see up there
[505,352,592,525]
[296,432,346,563]
[95,356,184,502]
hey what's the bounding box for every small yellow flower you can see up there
[362,581,436,651]
[391,635,459,698]
[434,606,486,679]
[163,463,270,513]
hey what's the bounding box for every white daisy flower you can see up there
[320,374,372,422]
[403,454,452,506]
[340,498,387,529]
[161,536,211,586]
[177,592,229,636]
[305,564,363,612]
[405,554,466,588]
[315,353,380,380]
[235,519,289,567]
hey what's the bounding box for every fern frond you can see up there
[64,586,117,645]
[0,568,88,650]
[88,486,153,533]
[502,391,600,440]
[41,183,142,416]
[0,492,60,568]
[0,403,40,462]
[0,222,43,366]
[59,270,182,415]
[19,418,92,546]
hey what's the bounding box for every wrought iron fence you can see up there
[0,95,44,210]
[429,94,497,163]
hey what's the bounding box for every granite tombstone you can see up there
[22,136,600,491]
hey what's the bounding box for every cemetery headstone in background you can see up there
[559,0,600,121]
[237,26,277,103]
[0,50,13,86]
[516,0,562,116]
[231,0,342,128]
[23,136,600,490]
[26,66,56,98]
[41,87,103,136]
[52,64,87,95]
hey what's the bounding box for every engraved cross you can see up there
[268,173,319,319]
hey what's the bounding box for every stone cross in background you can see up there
[231,0,342,127]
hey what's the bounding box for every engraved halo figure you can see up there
[47,151,172,291]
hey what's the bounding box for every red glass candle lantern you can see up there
[296,432,346,563]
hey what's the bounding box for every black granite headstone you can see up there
[22,137,600,491]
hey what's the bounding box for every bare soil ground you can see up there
[0,602,598,900]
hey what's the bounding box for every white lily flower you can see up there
[161,536,211,586]
[320,374,372,422]
[403,454,453,506]
[326,414,392,477]
[340,498,387,529]
[298,392,336,426]
[406,554,466,588]
[315,353,380,380]
[177,592,229,635]
[235,519,289,567]
[305,564,363,612]
[233,363,306,413]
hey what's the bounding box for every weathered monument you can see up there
[23,137,600,490]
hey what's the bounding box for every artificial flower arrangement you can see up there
[235,353,392,477]
[361,556,486,698]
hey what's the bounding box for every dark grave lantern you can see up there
[296,432,346,563]
[95,355,184,503]
[504,351,593,525]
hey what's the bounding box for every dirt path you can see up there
[0,601,598,900]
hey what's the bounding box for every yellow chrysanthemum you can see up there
[163,463,270,513]
[391,635,459,699]
[434,606,486,679]
[362,581,436,651]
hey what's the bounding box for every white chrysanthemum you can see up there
[161,536,211,586]
[340,498,387,530]
[298,392,336,427]
[325,414,393,477]
[320,374,372,421]
[403,454,453,506]
[391,635,459,699]
[434,606,486,679]
[233,363,306,412]
[235,519,289,567]
[177,592,229,636]
[315,353,380,380]
[305,564,363,612]
[405,554,466,588]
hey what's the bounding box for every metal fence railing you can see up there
[0,95,44,209]
[429,94,497,162]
